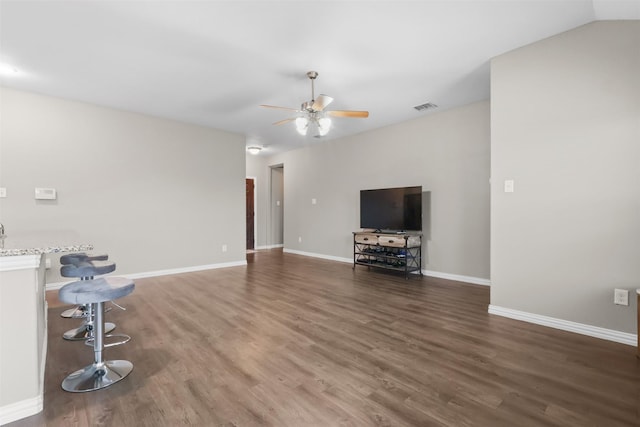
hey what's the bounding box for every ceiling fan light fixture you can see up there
[260,70,368,138]
[317,117,331,136]
[247,146,262,155]
[295,117,309,135]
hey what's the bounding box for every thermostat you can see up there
[35,188,57,200]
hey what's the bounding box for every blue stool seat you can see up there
[59,276,134,304]
[61,261,116,278]
[59,259,117,340]
[60,254,112,319]
[60,252,109,266]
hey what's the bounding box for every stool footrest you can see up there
[85,333,130,348]
[65,305,111,318]
[61,305,87,319]
[63,322,115,341]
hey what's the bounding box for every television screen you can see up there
[360,186,422,231]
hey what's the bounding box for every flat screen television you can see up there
[360,186,422,232]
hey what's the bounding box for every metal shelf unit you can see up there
[353,231,422,279]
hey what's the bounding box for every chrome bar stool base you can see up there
[61,360,133,393]
[63,322,115,341]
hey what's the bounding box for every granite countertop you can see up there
[0,230,93,256]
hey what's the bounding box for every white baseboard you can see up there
[255,244,284,250]
[46,260,247,290]
[282,249,491,287]
[422,269,491,286]
[283,248,352,264]
[488,305,638,347]
[0,395,43,426]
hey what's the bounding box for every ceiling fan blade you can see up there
[327,110,369,118]
[311,94,334,111]
[273,118,296,126]
[260,104,299,112]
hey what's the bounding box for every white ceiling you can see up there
[1,1,638,155]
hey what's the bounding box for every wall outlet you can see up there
[0,187,6,198]
[45,258,51,269]
[504,179,515,193]
[222,244,227,252]
[298,236,302,243]
[614,288,629,306]
[312,198,317,205]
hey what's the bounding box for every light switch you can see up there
[0,188,6,198]
[276,200,281,206]
[504,180,514,193]
[312,198,317,205]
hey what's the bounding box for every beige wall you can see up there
[491,21,640,333]
[0,88,247,282]
[262,101,491,280]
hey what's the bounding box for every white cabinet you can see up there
[0,254,46,424]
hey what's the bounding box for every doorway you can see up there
[246,178,255,250]
[270,165,284,247]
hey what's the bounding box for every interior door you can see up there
[246,178,255,250]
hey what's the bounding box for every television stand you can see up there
[353,231,422,279]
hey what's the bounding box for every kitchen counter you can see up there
[0,230,93,257]
[0,231,93,425]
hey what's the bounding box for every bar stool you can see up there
[60,253,109,319]
[58,276,135,392]
[60,258,117,340]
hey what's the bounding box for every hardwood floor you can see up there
[9,249,640,426]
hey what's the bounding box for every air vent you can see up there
[414,102,438,112]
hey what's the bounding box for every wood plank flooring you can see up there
[8,249,640,426]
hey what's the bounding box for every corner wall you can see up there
[0,88,247,282]
[490,21,640,334]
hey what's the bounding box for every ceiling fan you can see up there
[260,71,369,137]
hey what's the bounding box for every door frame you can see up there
[246,176,258,250]
[268,164,284,248]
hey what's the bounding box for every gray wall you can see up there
[491,21,640,333]
[0,88,247,282]
[262,101,491,280]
